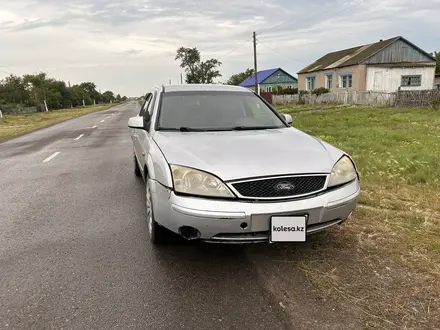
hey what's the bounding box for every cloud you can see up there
[0,0,438,96]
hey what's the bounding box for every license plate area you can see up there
[270,215,308,243]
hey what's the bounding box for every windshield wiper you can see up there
[178,127,210,132]
[232,126,281,131]
[159,126,281,132]
[158,127,209,132]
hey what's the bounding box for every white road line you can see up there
[100,120,105,123]
[74,134,84,141]
[92,125,97,128]
[43,152,61,163]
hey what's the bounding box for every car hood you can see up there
[153,127,344,181]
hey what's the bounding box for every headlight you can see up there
[170,165,235,198]
[328,156,357,187]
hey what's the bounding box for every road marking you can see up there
[92,125,97,128]
[100,120,105,123]
[74,134,84,141]
[43,152,61,163]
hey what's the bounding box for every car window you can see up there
[139,94,152,117]
[157,91,285,131]
[146,91,157,117]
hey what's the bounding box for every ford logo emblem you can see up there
[274,182,295,191]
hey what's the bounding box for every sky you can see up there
[0,0,438,96]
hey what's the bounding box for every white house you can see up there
[297,36,437,93]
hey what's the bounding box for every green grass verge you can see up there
[272,104,440,329]
[0,104,115,141]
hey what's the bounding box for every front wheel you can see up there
[145,177,167,244]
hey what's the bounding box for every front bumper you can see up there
[151,179,360,243]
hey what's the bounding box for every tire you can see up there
[145,176,167,245]
[134,155,142,177]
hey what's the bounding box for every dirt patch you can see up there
[247,241,364,330]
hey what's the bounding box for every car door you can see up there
[133,93,151,162]
[137,90,158,171]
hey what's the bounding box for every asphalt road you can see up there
[0,102,289,330]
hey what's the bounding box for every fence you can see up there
[272,94,298,104]
[396,89,440,107]
[272,91,396,106]
[0,106,39,115]
[272,89,440,107]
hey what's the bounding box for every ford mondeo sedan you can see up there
[128,84,360,244]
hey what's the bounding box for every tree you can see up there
[79,82,101,103]
[102,91,115,103]
[175,47,222,84]
[0,75,29,105]
[226,68,254,86]
[0,71,122,110]
[432,51,440,74]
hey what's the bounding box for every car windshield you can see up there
[157,91,286,131]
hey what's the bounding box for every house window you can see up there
[266,87,272,92]
[340,74,352,88]
[401,75,421,87]
[306,77,315,90]
[325,74,333,89]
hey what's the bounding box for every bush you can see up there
[271,86,298,95]
[312,87,330,96]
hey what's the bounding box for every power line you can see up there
[257,39,308,64]
[217,38,253,61]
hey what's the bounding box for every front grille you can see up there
[231,175,327,199]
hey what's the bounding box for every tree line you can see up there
[0,72,127,111]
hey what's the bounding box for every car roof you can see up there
[161,84,253,93]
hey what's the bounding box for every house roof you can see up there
[239,68,298,87]
[298,36,437,74]
[239,68,279,87]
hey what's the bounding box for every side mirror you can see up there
[282,114,293,124]
[128,116,144,129]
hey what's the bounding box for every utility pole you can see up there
[253,31,259,94]
[180,73,183,84]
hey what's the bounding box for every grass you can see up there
[0,104,114,142]
[267,104,440,329]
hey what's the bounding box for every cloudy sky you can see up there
[0,0,438,96]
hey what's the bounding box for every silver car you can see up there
[128,84,360,244]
